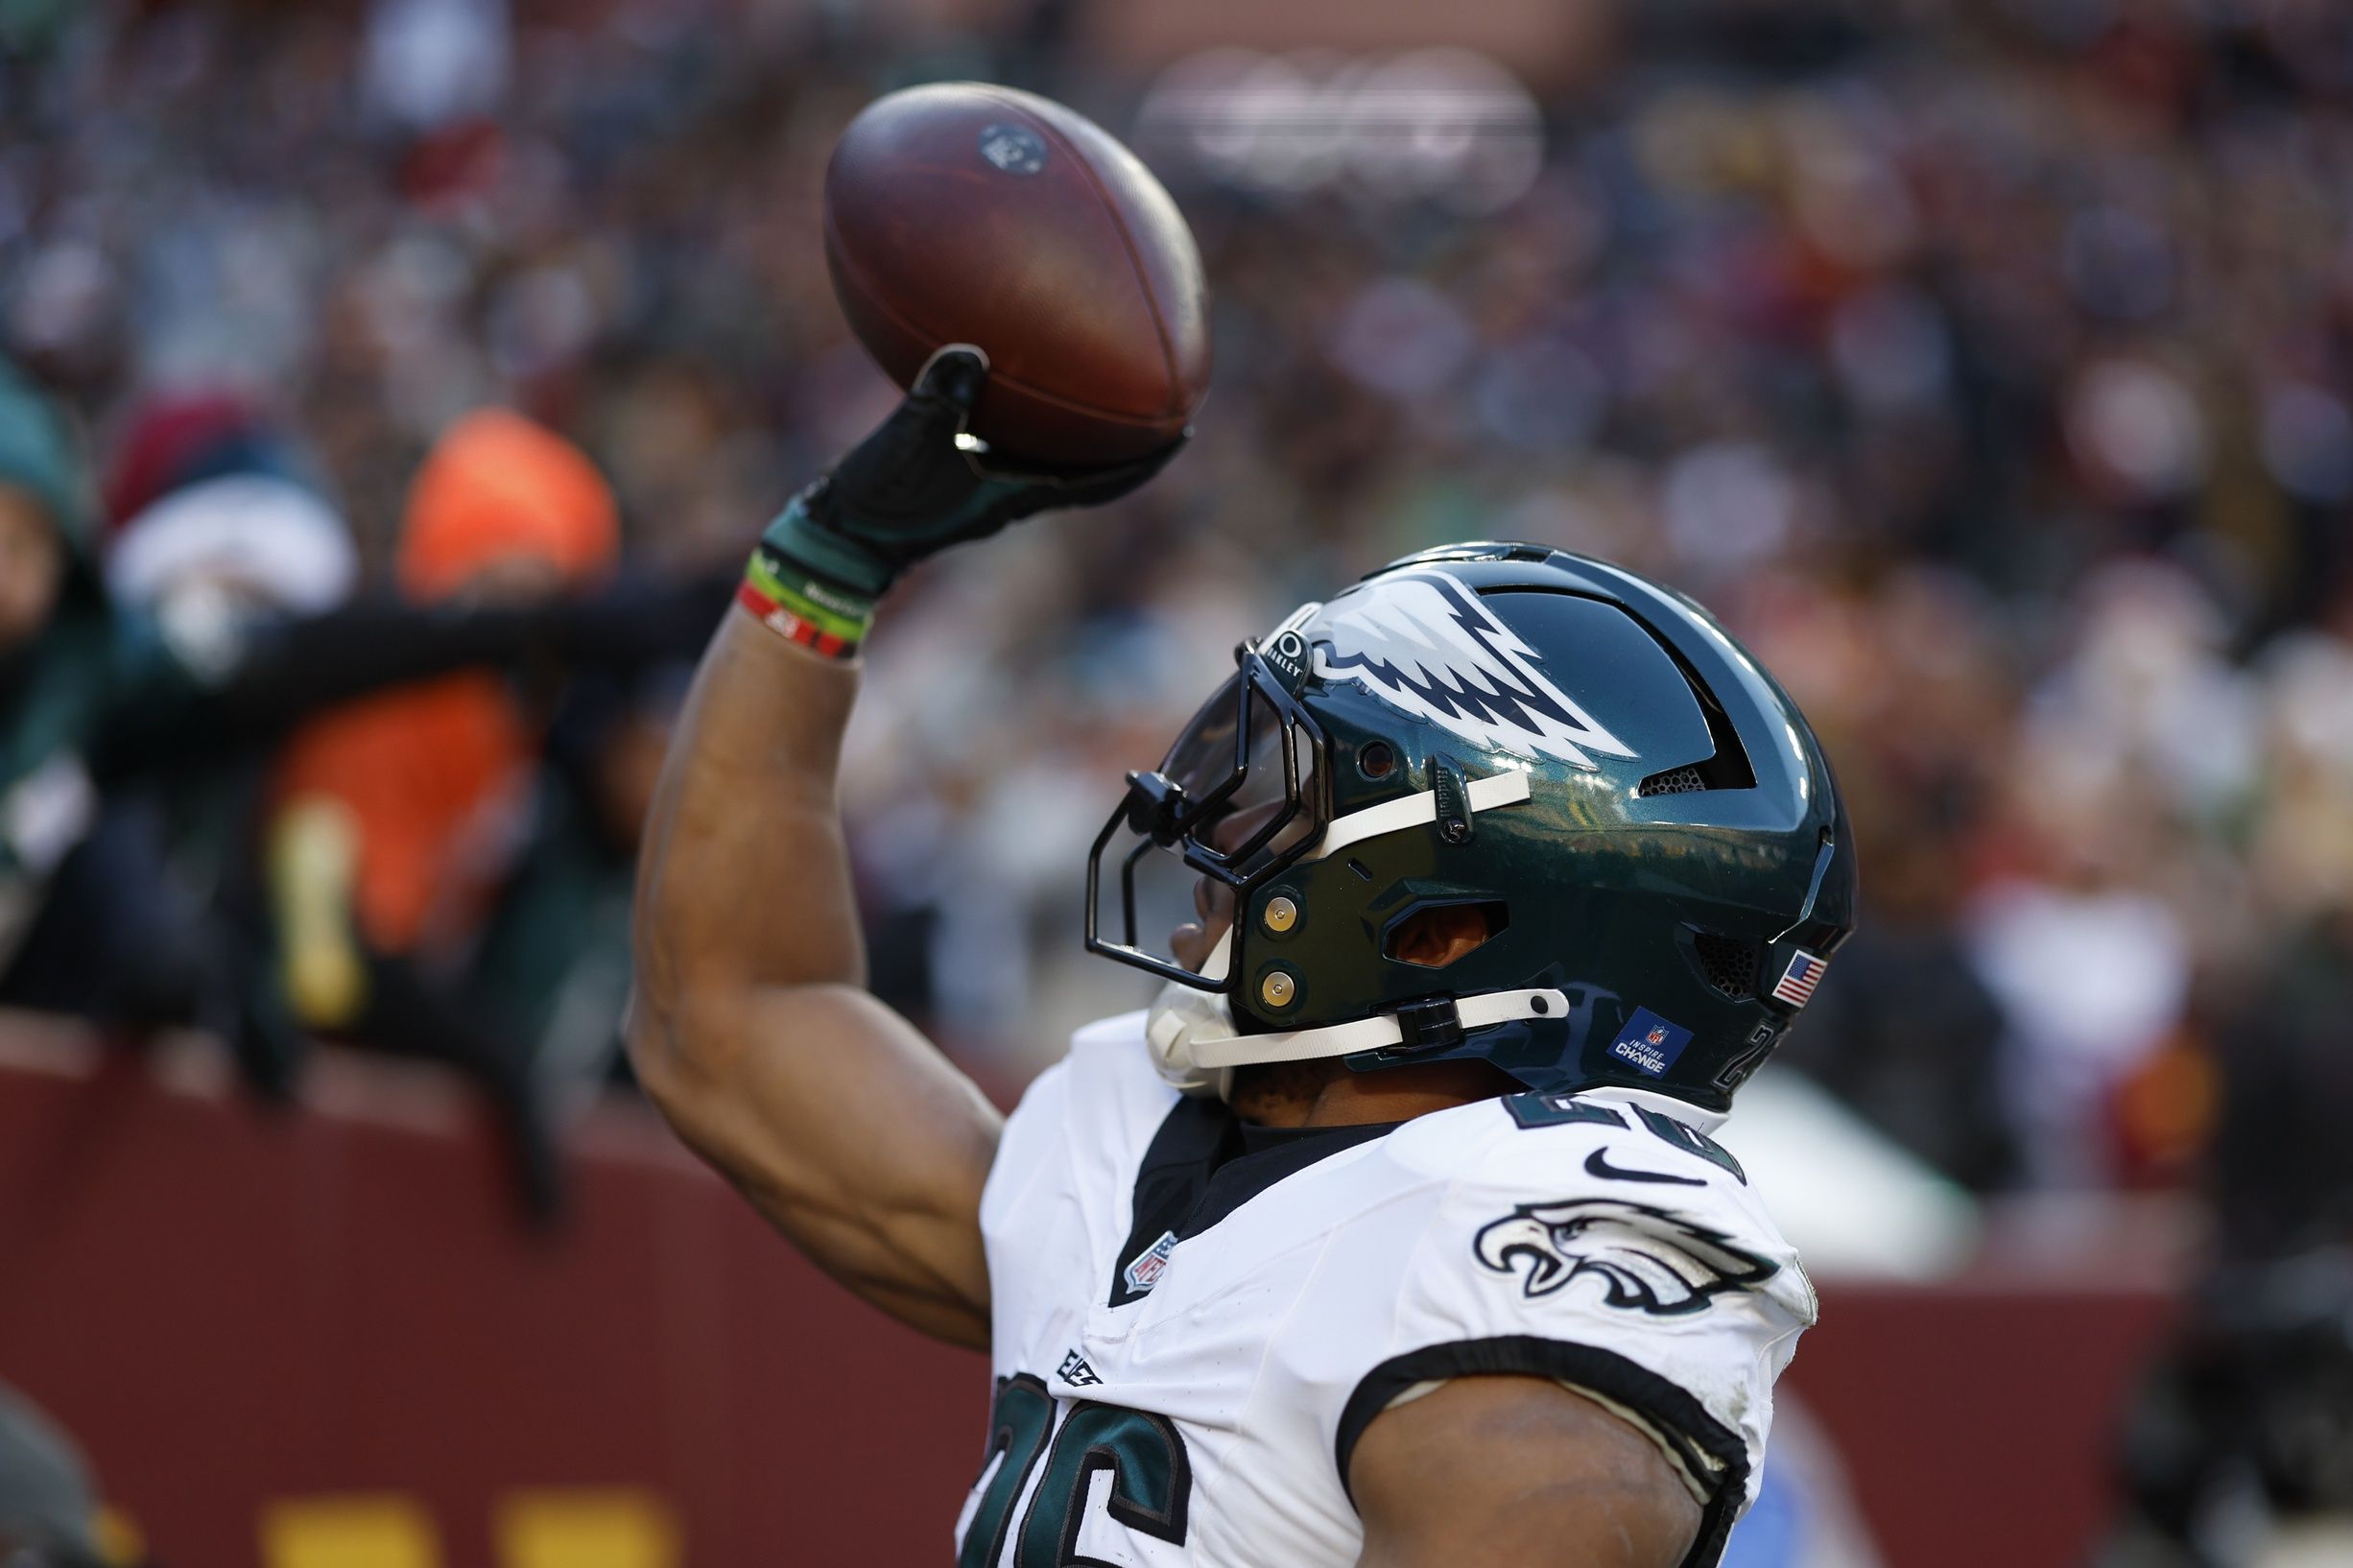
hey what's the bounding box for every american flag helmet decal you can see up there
[1771,949,1829,1009]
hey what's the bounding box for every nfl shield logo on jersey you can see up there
[1122,1229,1180,1295]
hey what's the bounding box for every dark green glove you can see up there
[741,346,1184,657]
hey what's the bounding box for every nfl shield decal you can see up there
[1606,1009,1693,1079]
[1122,1229,1180,1295]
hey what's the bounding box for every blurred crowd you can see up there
[1,0,2351,1266]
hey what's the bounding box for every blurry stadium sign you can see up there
[1086,0,1604,89]
[1132,49,1544,213]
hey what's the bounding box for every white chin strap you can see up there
[1145,767,1546,1099]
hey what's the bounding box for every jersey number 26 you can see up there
[958,1374,1192,1566]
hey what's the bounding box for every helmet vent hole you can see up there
[1638,765,1708,796]
[1357,741,1397,780]
[1385,901,1508,968]
[1346,858,1374,882]
[1693,933,1762,998]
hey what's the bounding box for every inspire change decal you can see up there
[1605,1008,1693,1079]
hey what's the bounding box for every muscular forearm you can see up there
[632,607,865,1028]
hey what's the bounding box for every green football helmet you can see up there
[1083,542,1855,1121]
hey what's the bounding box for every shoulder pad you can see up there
[1376,1093,1810,1327]
[1501,1090,1748,1184]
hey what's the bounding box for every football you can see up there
[822,82,1211,465]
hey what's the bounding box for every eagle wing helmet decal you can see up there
[1307,569,1637,769]
[1473,1197,1779,1316]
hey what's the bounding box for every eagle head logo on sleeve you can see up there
[1305,569,1636,770]
[1472,1198,1779,1316]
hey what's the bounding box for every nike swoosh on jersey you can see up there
[1584,1147,1707,1186]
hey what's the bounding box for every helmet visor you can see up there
[1085,656,1325,987]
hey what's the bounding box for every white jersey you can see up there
[960,1012,1816,1568]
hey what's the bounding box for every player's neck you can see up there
[1232,1058,1521,1130]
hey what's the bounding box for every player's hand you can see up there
[761,346,1184,607]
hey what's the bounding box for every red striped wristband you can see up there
[738,547,874,661]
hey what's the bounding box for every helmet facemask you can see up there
[1085,621,1328,993]
[1085,615,1561,1099]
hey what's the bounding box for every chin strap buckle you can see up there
[1384,996,1466,1055]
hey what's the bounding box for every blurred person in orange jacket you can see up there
[269,408,620,1220]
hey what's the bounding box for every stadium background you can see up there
[5,0,2353,1564]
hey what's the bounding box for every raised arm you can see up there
[628,351,1177,1348]
[631,607,1002,1343]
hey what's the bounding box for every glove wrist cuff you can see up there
[739,538,877,661]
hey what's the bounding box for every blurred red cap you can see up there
[105,390,266,529]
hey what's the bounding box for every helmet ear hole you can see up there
[1384,900,1508,968]
[1691,932,1763,998]
[1356,741,1397,780]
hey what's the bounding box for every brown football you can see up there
[822,83,1210,465]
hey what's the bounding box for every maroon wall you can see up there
[0,1023,2176,1567]
[0,1030,986,1566]
[1786,1283,2176,1568]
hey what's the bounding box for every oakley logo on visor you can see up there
[1309,570,1636,769]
